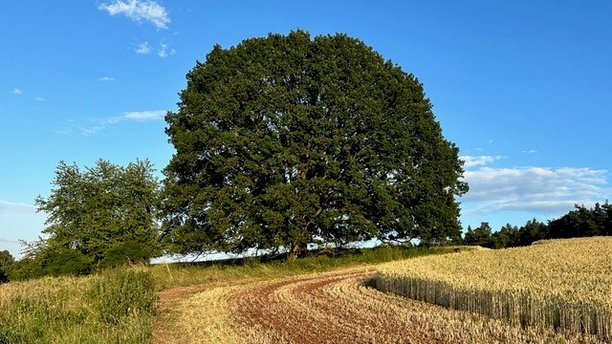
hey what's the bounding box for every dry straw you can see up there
[375,237,612,341]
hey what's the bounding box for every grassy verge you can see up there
[0,267,156,344]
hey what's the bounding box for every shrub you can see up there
[43,248,93,276]
[98,240,153,269]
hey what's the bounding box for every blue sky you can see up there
[1,1,611,257]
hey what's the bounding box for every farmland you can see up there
[1,240,610,343]
[153,267,604,343]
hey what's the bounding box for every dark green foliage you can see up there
[547,202,611,238]
[492,223,520,249]
[463,222,494,247]
[98,240,153,269]
[0,250,14,283]
[23,159,161,278]
[162,30,467,259]
[518,219,546,245]
[43,248,93,276]
[464,202,611,249]
[87,269,156,325]
[7,258,44,281]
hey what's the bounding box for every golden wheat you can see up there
[375,237,612,340]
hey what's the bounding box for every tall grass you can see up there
[375,237,612,341]
[0,267,156,344]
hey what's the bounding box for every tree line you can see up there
[463,202,612,249]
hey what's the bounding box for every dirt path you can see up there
[228,269,447,344]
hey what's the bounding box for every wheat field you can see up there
[375,237,612,341]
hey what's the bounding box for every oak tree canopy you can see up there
[162,30,467,259]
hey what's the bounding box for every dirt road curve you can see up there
[229,269,450,344]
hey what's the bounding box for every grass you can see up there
[375,237,612,341]
[0,267,156,344]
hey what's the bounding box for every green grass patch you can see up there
[0,267,155,344]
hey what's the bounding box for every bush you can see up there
[7,258,45,281]
[98,240,153,269]
[43,249,93,276]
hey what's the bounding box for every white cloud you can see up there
[522,149,538,154]
[461,155,504,168]
[462,166,610,215]
[124,110,165,121]
[158,43,175,57]
[80,125,107,136]
[76,110,166,135]
[98,76,115,82]
[0,238,19,244]
[55,128,73,136]
[135,41,152,54]
[99,0,171,29]
[34,96,46,102]
[0,200,35,214]
[13,88,23,95]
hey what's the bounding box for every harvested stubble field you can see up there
[153,265,605,343]
[376,237,612,342]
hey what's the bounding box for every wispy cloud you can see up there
[80,125,108,136]
[0,238,19,244]
[34,96,46,102]
[99,0,171,29]
[13,88,23,95]
[460,155,505,168]
[55,128,73,136]
[98,76,115,82]
[462,166,610,216]
[77,109,166,135]
[0,200,35,214]
[124,110,165,121]
[158,43,175,57]
[135,41,151,54]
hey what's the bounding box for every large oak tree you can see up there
[162,31,467,259]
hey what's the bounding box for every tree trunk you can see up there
[288,241,306,261]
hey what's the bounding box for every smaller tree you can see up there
[518,219,547,245]
[32,159,161,275]
[463,222,493,247]
[492,224,520,248]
